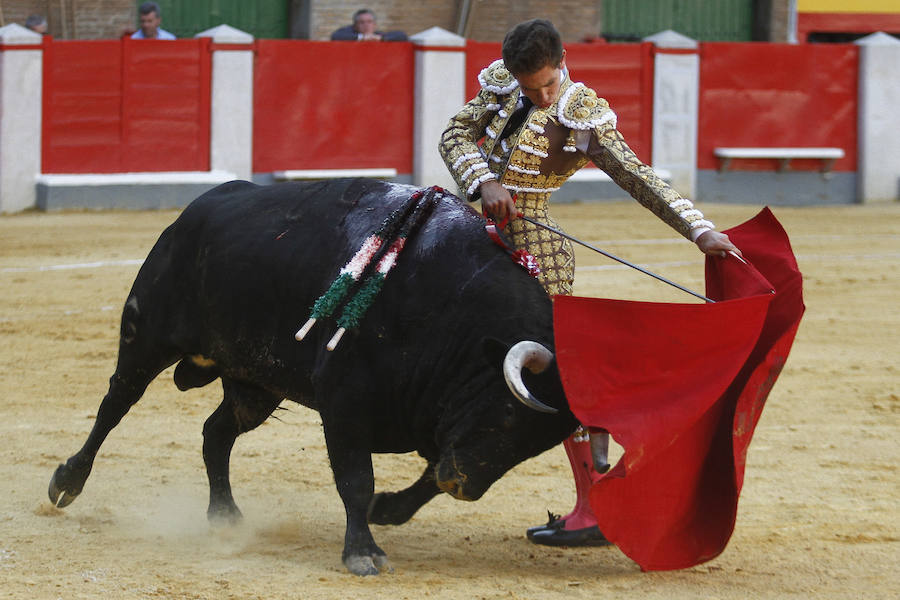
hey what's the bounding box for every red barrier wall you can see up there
[253,41,414,173]
[38,39,862,180]
[798,12,900,42]
[42,39,211,174]
[464,41,501,100]
[465,41,653,162]
[566,42,654,163]
[698,42,858,171]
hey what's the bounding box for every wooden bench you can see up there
[714,147,845,173]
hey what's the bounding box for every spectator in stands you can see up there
[25,14,48,35]
[131,2,176,40]
[331,9,407,42]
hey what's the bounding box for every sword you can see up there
[517,214,715,304]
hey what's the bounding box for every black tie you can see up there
[499,96,533,141]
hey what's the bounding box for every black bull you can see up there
[48,178,579,575]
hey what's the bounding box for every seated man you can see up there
[331,8,407,42]
[25,14,48,35]
[131,2,176,40]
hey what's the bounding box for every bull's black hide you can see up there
[48,178,576,575]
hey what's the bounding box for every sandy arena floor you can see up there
[0,198,897,599]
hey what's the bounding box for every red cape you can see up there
[554,208,804,570]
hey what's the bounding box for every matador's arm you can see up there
[440,60,524,200]
[586,129,713,241]
[562,83,714,241]
[439,89,503,200]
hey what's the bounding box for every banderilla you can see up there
[517,214,715,304]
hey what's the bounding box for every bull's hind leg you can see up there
[367,463,441,525]
[49,357,174,508]
[49,291,181,508]
[202,378,282,524]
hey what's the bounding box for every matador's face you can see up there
[512,51,567,109]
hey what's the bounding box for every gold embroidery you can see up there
[505,198,574,296]
[442,60,713,297]
[559,84,615,130]
[480,60,517,92]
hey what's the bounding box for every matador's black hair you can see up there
[502,19,564,76]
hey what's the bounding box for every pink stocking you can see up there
[558,428,602,531]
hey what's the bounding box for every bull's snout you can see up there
[436,476,469,500]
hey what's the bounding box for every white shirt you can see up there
[131,28,176,40]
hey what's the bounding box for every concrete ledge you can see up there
[36,171,238,210]
[273,168,398,180]
[697,169,856,205]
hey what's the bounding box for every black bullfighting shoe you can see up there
[526,512,612,547]
[526,510,562,538]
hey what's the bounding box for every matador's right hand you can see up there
[479,180,519,223]
[696,230,741,258]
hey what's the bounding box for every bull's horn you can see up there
[503,341,558,414]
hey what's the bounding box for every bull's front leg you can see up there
[368,463,442,525]
[322,419,390,576]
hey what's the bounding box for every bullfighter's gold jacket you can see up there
[439,59,714,296]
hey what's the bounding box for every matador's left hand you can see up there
[695,230,742,258]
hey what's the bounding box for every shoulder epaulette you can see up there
[478,59,519,95]
[557,82,617,131]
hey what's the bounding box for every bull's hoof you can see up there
[207,503,243,526]
[48,463,85,508]
[367,492,413,526]
[344,553,393,576]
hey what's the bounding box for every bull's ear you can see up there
[481,337,510,372]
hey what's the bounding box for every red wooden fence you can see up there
[252,40,414,173]
[698,42,858,172]
[566,42,654,163]
[42,38,211,174]
[38,39,861,178]
[797,12,900,42]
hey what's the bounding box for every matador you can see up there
[439,19,740,547]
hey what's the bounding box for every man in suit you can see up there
[331,9,407,42]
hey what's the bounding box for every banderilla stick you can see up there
[517,214,715,304]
